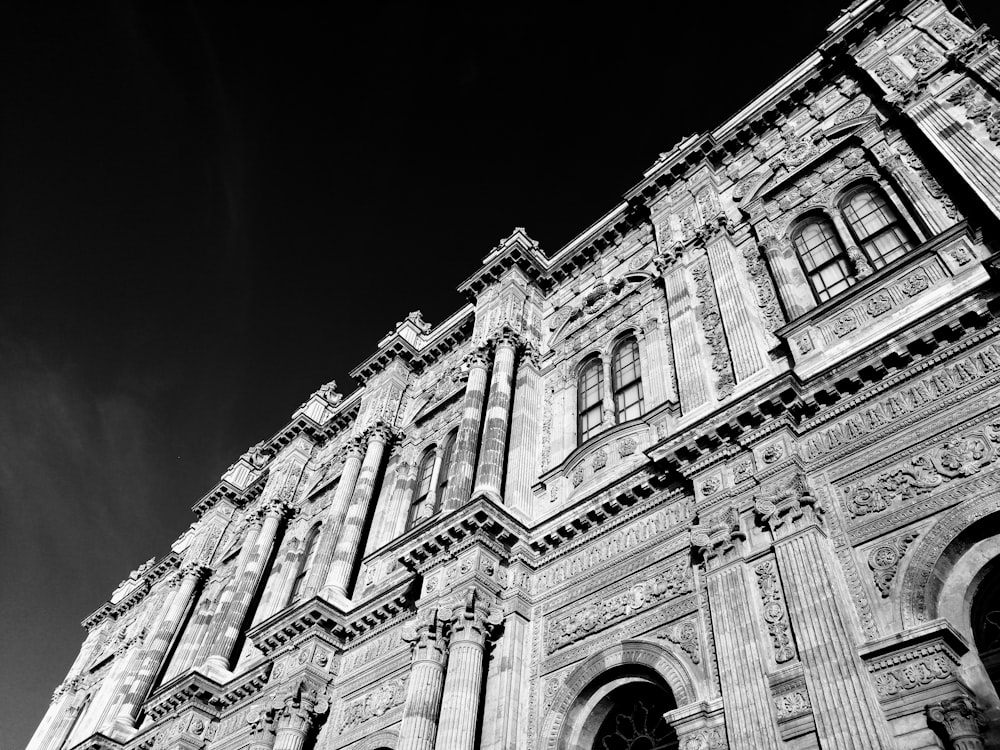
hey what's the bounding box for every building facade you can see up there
[28,1,1000,748]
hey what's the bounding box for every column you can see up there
[879,150,950,235]
[273,688,327,750]
[479,605,532,750]
[444,349,490,510]
[204,499,287,675]
[758,479,895,749]
[704,233,770,383]
[927,696,987,750]
[662,264,711,412]
[503,348,540,517]
[398,610,449,750]
[434,595,495,750]
[760,237,815,319]
[600,356,615,424]
[322,424,391,601]
[691,516,781,750]
[115,564,208,729]
[247,705,277,750]
[473,332,519,503]
[302,437,366,598]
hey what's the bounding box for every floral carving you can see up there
[571,467,584,487]
[701,477,720,496]
[947,82,1000,144]
[948,245,973,266]
[733,459,754,483]
[774,686,811,719]
[690,260,735,399]
[592,448,608,472]
[931,17,968,46]
[868,532,919,596]
[832,310,859,337]
[894,140,960,220]
[658,619,701,663]
[544,562,693,653]
[873,60,909,93]
[865,291,893,317]
[794,331,814,355]
[338,678,407,733]
[872,654,951,698]
[762,443,784,464]
[617,437,637,457]
[755,559,796,663]
[742,243,784,333]
[843,431,996,517]
[834,95,871,124]
[733,173,765,201]
[900,268,931,296]
[901,39,944,76]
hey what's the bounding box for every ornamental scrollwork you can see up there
[867,532,919,596]
[657,618,701,664]
[754,559,796,663]
[947,82,1000,144]
[690,260,735,399]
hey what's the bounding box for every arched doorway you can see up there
[559,664,678,749]
[971,562,1000,696]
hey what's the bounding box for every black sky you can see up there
[4,2,999,747]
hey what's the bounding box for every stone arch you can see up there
[539,639,700,750]
[900,493,1000,628]
[351,728,398,749]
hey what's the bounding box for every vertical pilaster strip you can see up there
[303,437,366,598]
[205,500,286,673]
[444,349,490,510]
[115,564,207,727]
[704,233,770,383]
[637,291,675,406]
[480,609,532,750]
[662,265,711,412]
[323,424,391,601]
[473,333,519,503]
[760,238,815,319]
[774,528,895,748]
[504,348,540,518]
[399,611,449,750]
[880,150,948,235]
[705,565,782,750]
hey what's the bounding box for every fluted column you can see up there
[758,478,895,749]
[274,688,328,750]
[927,696,987,750]
[204,499,287,675]
[322,424,391,601]
[398,610,449,750]
[435,594,496,750]
[115,564,208,728]
[504,348,540,517]
[662,263,711,412]
[444,349,490,510]
[473,332,519,503]
[303,437,366,598]
[759,237,815,319]
[691,515,781,750]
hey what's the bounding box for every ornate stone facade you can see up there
[28,3,1000,749]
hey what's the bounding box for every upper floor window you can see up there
[612,337,644,423]
[407,449,436,529]
[793,215,854,302]
[287,523,320,605]
[578,358,604,445]
[839,185,915,268]
[435,431,457,506]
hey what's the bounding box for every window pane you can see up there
[865,226,912,266]
[794,217,854,302]
[415,453,435,501]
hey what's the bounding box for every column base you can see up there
[318,586,353,613]
[470,488,503,506]
[108,715,139,742]
[201,655,235,684]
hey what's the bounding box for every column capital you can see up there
[464,347,492,371]
[343,435,368,460]
[491,327,524,352]
[275,682,330,736]
[402,607,448,664]
[689,506,746,570]
[262,497,293,521]
[179,562,211,583]
[366,421,397,446]
[247,704,278,743]
[926,696,987,750]
[754,472,823,537]
[443,588,503,646]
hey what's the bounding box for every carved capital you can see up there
[275,681,329,737]
[344,436,367,460]
[927,696,986,750]
[689,507,745,570]
[180,562,211,583]
[443,588,503,646]
[366,421,397,447]
[247,705,278,740]
[754,472,822,535]
[492,326,524,352]
[464,347,491,371]
[262,497,292,521]
[401,607,448,664]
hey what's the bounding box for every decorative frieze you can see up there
[773,679,811,720]
[544,561,693,653]
[802,343,1000,461]
[339,678,407,733]
[841,425,1000,518]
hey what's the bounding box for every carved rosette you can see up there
[868,532,919,597]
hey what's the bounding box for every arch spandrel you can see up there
[538,639,701,750]
[900,494,1000,629]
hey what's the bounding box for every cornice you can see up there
[82,553,181,630]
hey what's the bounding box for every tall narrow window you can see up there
[287,524,320,605]
[792,215,854,302]
[435,431,457,512]
[578,358,604,445]
[407,449,436,529]
[612,337,644,423]
[840,185,915,268]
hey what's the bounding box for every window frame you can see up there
[577,356,605,445]
[407,448,437,529]
[791,211,857,303]
[611,335,644,424]
[837,182,915,270]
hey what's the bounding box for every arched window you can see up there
[287,524,320,605]
[578,358,605,445]
[611,337,644,423]
[407,449,436,529]
[792,214,854,302]
[839,184,915,268]
[435,431,457,509]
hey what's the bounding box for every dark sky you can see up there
[3,2,999,747]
